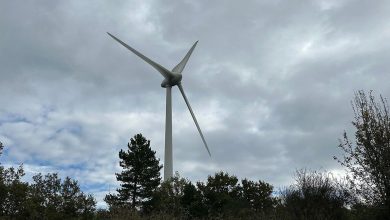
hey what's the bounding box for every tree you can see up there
[197,171,244,218]
[32,173,60,218]
[281,169,350,220]
[241,178,276,214]
[148,172,188,216]
[105,134,162,211]
[181,181,207,218]
[27,173,62,219]
[0,142,29,219]
[0,165,29,218]
[335,91,390,217]
[27,173,96,220]
[60,176,96,219]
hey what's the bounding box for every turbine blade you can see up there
[107,32,173,79]
[177,83,211,157]
[172,41,198,73]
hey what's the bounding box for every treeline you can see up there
[98,134,386,220]
[102,169,354,219]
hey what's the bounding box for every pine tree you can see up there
[106,134,162,210]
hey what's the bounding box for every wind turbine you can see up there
[107,32,211,181]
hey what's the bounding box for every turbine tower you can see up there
[107,32,211,181]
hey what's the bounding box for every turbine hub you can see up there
[161,73,182,88]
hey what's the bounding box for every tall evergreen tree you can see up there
[106,134,162,210]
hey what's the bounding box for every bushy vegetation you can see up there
[280,169,351,220]
[100,171,278,219]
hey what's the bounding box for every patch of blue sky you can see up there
[20,161,91,187]
[56,123,83,136]
[56,162,86,170]
[2,155,86,173]
[34,159,62,168]
[21,157,83,172]
[32,105,56,124]
[0,113,32,125]
[81,182,110,192]
[45,123,84,142]
[0,104,55,126]
[39,105,55,119]
[0,145,11,162]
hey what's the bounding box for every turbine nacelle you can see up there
[161,73,182,88]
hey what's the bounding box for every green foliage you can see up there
[336,91,390,218]
[26,173,96,220]
[0,143,30,218]
[181,181,207,218]
[27,173,62,219]
[197,171,243,217]
[144,171,278,219]
[105,134,162,211]
[148,172,188,216]
[0,165,29,219]
[241,178,277,214]
[104,170,278,219]
[61,176,96,219]
[95,207,143,220]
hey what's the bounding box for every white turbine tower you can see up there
[107,32,211,181]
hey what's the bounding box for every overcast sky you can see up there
[1,0,390,207]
